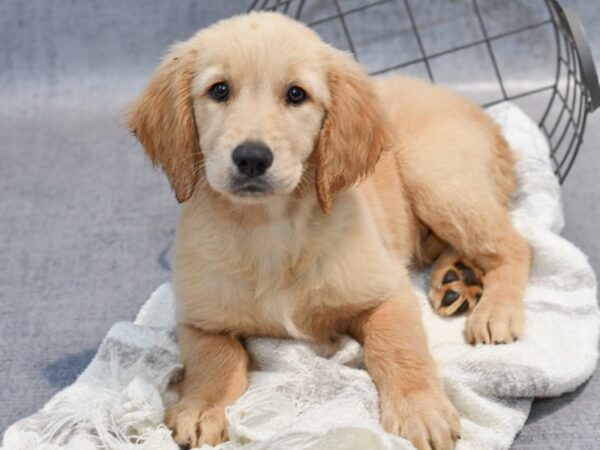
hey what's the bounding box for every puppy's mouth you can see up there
[229,177,274,198]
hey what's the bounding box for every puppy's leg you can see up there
[404,148,530,343]
[465,222,530,344]
[350,284,460,450]
[428,247,484,316]
[425,209,530,344]
[166,324,248,448]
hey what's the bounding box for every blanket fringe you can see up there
[3,377,178,450]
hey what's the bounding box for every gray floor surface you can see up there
[1,1,599,448]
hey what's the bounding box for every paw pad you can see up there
[442,270,459,284]
[441,289,460,306]
[429,259,484,316]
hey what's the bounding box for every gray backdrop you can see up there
[1,1,599,448]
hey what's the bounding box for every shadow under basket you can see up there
[249,0,600,183]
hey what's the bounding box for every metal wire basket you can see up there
[249,0,600,183]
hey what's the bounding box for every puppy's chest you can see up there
[184,222,312,336]
[177,201,403,339]
[239,219,305,287]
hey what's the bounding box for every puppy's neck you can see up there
[193,183,320,229]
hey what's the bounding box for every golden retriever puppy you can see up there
[127,11,530,450]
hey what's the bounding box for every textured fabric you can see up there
[3,103,598,450]
[1,1,599,447]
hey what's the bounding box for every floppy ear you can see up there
[315,50,391,213]
[126,43,201,203]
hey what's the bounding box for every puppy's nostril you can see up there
[232,142,273,178]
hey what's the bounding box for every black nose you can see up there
[232,142,273,178]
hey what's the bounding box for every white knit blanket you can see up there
[3,103,599,450]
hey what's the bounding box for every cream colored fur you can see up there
[127,11,530,450]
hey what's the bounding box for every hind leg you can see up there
[424,212,530,344]
[464,223,530,344]
[426,229,529,345]
[394,97,530,344]
[401,139,530,344]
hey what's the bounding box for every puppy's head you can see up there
[127,12,390,212]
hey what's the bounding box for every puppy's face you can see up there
[128,12,389,212]
[191,18,329,203]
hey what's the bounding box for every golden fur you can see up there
[127,12,530,450]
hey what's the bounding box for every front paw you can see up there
[380,385,460,450]
[165,400,228,448]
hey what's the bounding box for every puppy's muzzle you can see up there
[232,142,273,178]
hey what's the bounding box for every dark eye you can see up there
[210,82,229,102]
[287,86,307,105]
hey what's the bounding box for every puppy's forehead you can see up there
[199,11,324,53]
[190,12,329,93]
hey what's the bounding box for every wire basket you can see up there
[248,0,600,183]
